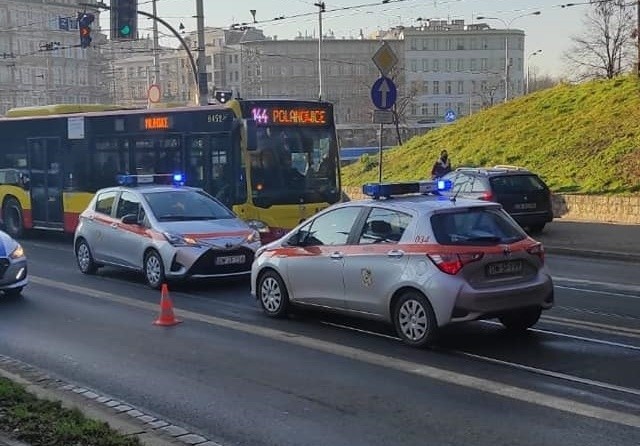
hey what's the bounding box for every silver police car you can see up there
[251,180,554,347]
[74,175,260,288]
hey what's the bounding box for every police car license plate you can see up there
[486,260,523,276]
[514,203,537,210]
[215,255,245,265]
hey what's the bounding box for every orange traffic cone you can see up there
[153,283,182,326]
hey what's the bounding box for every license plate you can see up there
[486,260,523,276]
[514,203,537,210]
[215,255,245,265]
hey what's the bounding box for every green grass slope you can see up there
[342,75,640,193]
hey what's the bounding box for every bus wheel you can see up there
[2,198,24,239]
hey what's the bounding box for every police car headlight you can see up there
[245,229,261,244]
[164,232,200,247]
[247,220,270,234]
[9,244,24,259]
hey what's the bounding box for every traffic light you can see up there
[215,90,233,103]
[111,0,138,40]
[78,12,95,49]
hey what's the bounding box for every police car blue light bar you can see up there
[362,180,452,198]
[116,173,186,187]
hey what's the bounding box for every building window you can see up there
[421,39,429,50]
[433,81,439,95]
[445,81,452,95]
[447,38,453,50]
[470,59,477,71]
[411,59,418,72]
[456,38,464,50]
[445,59,451,71]
[481,58,488,71]
[411,103,417,116]
[472,80,477,93]
[457,59,464,72]
[410,38,417,50]
[432,103,439,116]
[458,81,464,94]
[482,38,488,49]
[422,81,429,94]
[432,59,439,71]
[421,103,429,116]
[422,59,429,71]
[457,102,463,115]
[234,54,239,63]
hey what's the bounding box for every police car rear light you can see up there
[428,252,483,275]
[480,191,494,201]
[116,173,186,187]
[362,180,452,199]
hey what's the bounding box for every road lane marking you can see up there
[554,277,640,298]
[31,275,640,429]
[542,315,640,337]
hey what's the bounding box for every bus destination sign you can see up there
[142,116,171,131]
[251,107,328,126]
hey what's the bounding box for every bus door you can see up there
[27,138,64,229]
[132,134,183,177]
[186,133,241,208]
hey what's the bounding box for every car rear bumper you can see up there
[450,274,554,322]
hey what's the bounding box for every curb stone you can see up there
[0,354,223,446]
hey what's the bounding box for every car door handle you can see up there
[110,223,118,228]
[387,249,404,258]
[330,252,343,260]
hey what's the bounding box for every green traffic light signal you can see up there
[120,24,131,36]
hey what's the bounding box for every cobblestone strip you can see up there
[0,353,218,445]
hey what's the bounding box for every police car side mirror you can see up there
[121,214,139,225]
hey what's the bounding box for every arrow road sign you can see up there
[444,109,457,122]
[371,76,397,110]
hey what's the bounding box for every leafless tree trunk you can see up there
[565,0,635,80]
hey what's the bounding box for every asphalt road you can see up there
[0,232,638,446]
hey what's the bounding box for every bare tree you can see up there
[565,0,635,80]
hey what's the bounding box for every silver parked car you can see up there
[0,229,27,297]
[251,180,554,347]
[74,176,260,288]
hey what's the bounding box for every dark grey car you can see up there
[440,166,554,233]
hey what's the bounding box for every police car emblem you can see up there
[361,268,373,287]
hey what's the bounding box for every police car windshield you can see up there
[143,190,234,222]
[431,208,526,245]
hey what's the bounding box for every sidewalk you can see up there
[536,219,640,262]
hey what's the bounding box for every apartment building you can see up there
[0,0,109,114]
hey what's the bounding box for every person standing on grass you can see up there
[431,150,452,179]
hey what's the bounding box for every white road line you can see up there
[30,275,640,429]
[542,315,640,336]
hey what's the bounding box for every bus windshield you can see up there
[249,126,340,207]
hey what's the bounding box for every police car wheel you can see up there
[499,307,541,332]
[144,250,166,289]
[75,239,98,274]
[393,291,437,348]
[257,270,290,318]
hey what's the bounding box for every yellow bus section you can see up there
[4,104,136,118]
[233,202,330,232]
[63,191,94,216]
[0,186,31,212]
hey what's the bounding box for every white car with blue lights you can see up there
[0,229,27,297]
[74,174,261,288]
[251,180,554,347]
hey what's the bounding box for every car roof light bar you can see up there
[362,180,452,199]
[116,173,185,187]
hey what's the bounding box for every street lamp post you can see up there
[477,11,540,102]
[314,2,325,101]
[526,49,542,94]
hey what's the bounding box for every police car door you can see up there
[285,206,362,309]
[86,190,119,264]
[111,191,147,269]
[342,207,411,316]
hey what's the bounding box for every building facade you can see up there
[0,0,109,114]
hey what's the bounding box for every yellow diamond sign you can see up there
[372,41,398,77]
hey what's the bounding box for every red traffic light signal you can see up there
[78,12,95,48]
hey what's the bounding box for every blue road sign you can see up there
[370,76,397,110]
[444,109,457,122]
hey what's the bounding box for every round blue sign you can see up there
[370,76,397,110]
[444,109,457,122]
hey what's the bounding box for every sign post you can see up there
[371,42,398,182]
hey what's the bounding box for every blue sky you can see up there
[101,0,595,77]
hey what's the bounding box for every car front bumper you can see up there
[0,259,28,290]
[161,244,257,280]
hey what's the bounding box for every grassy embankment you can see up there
[0,377,140,446]
[342,75,640,194]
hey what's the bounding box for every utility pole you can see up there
[196,0,208,106]
[314,2,325,101]
[151,0,160,99]
[637,0,640,77]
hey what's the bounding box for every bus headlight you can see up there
[247,220,270,234]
